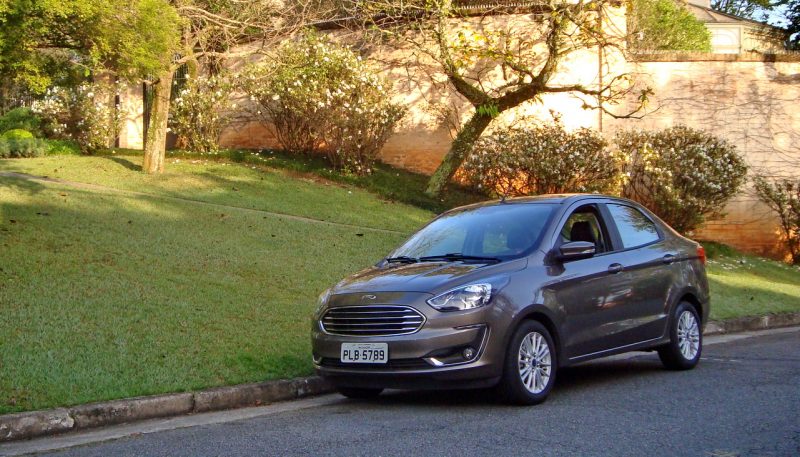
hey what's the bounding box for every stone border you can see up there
[0,377,332,443]
[704,312,800,335]
[2,312,800,443]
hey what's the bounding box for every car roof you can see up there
[445,193,632,213]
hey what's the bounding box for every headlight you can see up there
[427,284,492,311]
[314,288,331,318]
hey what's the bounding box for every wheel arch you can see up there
[506,306,564,367]
[672,288,708,327]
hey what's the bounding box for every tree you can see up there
[712,0,779,20]
[140,0,334,173]
[628,0,712,51]
[787,0,800,48]
[344,0,651,196]
[0,0,179,95]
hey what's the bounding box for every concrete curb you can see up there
[0,377,333,443]
[704,312,800,335]
[3,312,800,443]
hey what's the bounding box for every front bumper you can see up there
[311,296,505,389]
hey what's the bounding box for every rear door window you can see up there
[607,204,660,249]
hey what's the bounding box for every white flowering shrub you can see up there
[169,74,233,152]
[241,30,405,175]
[461,122,622,198]
[615,126,748,233]
[753,176,800,264]
[31,84,122,154]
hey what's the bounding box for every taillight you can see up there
[697,245,706,265]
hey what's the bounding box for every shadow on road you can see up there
[354,354,669,407]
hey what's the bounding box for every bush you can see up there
[31,84,123,154]
[753,176,800,264]
[242,30,405,175]
[46,139,81,155]
[1,129,34,140]
[169,74,233,153]
[0,108,42,136]
[0,137,48,158]
[461,122,622,198]
[615,125,748,233]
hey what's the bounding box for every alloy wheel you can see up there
[518,331,552,394]
[677,310,700,360]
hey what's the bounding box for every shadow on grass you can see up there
[0,172,46,196]
[104,156,142,172]
[0,181,403,413]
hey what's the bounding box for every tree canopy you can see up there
[787,0,800,48]
[628,0,712,51]
[0,0,180,93]
[712,0,779,20]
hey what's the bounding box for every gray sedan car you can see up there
[312,194,709,404]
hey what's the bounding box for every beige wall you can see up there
[613,54,800,259]
[118,14,800,260]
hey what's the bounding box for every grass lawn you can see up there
[1,153,799,414]
[0,155,426,415]
[703,242,800,320]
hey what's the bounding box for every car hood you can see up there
[332,258,528,295]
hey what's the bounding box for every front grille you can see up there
[320,357,431,369]
[320,305,425,336]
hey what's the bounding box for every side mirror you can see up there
[557,241,596,261]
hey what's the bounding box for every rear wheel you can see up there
[498,320,557,405]
[336,387,383,399]
[658,302,702,370]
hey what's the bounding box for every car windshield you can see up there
[389,203,557,261]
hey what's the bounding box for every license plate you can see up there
[340,343,388,364]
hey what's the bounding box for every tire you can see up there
[497,320,557,405]
[658,302,702,370]
[336,387,383,399]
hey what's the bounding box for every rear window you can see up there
[391,204,556,260]
[607,204,660,249]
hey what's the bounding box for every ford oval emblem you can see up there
[361,294,377,301]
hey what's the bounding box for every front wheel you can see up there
[497,320,557,405]
[658,302,702,370]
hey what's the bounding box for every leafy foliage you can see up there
[1,128,34,140]
[787,0,800,49]
[615,126,748,233]
[31,83,123,154]
[0,137,49,158]
[169,74,234,153]
[753,176,800,264]
[0,0,179,93]
[628,0,712,51]
[712,0,778,20]
[461,122,622,198]
[0,108,42,136]
[242,31,405,175]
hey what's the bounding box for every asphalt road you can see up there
[8,328,800,457]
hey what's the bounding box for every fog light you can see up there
[463,347,476,360]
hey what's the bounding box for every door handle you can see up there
[608,263,624,274]
[662,254,676,264]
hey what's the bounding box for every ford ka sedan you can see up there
[311,194,709,404]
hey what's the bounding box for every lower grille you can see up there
[320,305,425,336]
[320,357,431,369]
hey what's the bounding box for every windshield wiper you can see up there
[418,253,501,264]
[385,256,419,264]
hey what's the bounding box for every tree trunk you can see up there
[142,69,174,174]
[425,111,493,197]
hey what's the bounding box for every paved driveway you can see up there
[4,328,799,457]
